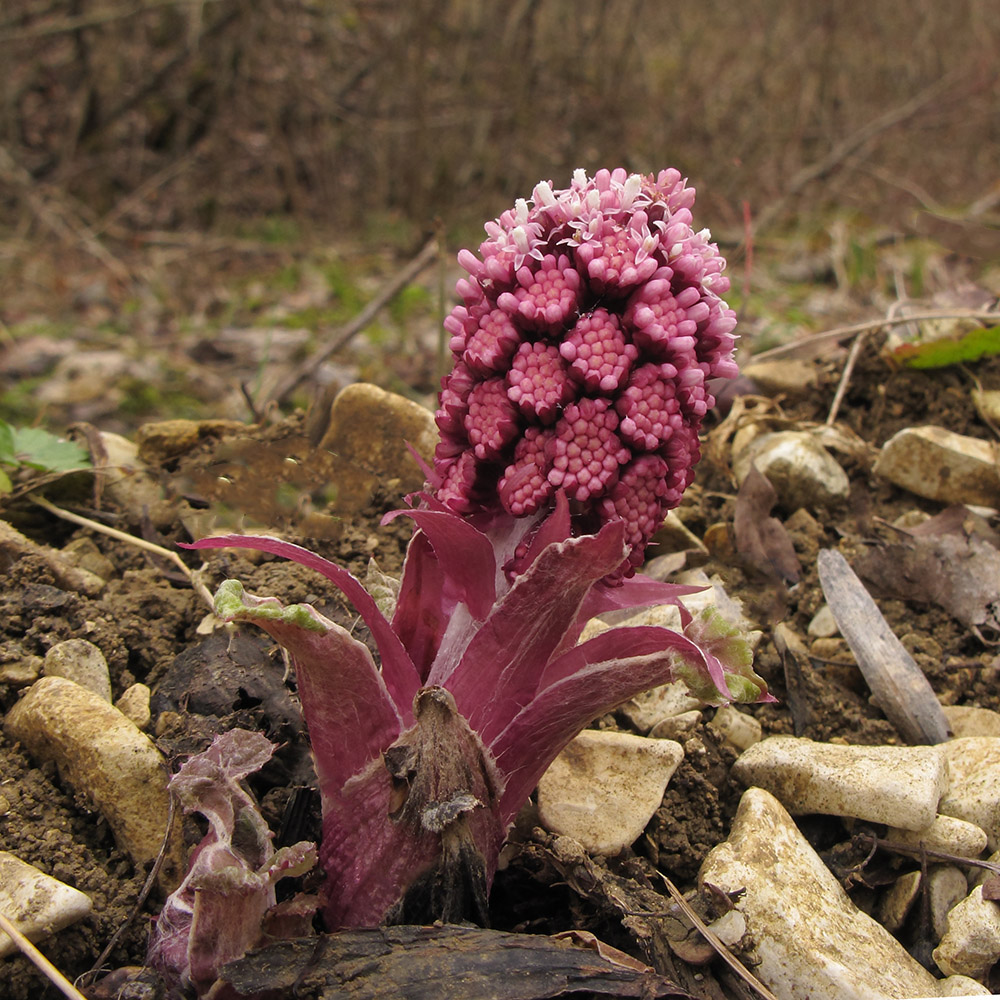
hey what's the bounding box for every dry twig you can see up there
[28,494,216,611]
[0,911,88,1000]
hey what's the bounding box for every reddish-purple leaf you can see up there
[441,520,628,745]
[382,506,496,620]
[214,584,402,798]
[185,535,420,715]
[390,530,451,681]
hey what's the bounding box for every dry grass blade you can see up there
[0,911,88,1000]
[656,873,779,1000]
[27,493,216,611]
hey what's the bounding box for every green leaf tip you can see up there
[213,579,328,633]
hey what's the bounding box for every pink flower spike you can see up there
[615,362,683,451]
[465,377,521,460]
[463,308,522,375]
[498,425,555,517]
[496,254,582,334]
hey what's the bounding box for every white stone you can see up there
[939,975,992,995]
[700,787,942,1000]
[4,675,186,890]
[619,681,703,734]
[874,426,1000,507]
[944,705,1000,739]
[649,710,702,741]
[43,638,112,702]
[807,605,840,638]
[878,870,922,933]
[733,430,850,510]
[930,866,975,941]
[0,851,93,958]
[711,705,762,751]
[115,682,152,729]
[537,730,684,855]
[939,737,1000,849]
[934,885,1000,979]
[731,736,947,831]
[887,814,989,860]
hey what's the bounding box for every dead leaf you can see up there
[733,464,801,583]
[817,549,950,745]
[218,926,693,999]
[854,508,1000,640]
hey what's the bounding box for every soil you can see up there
[2,336,1000,999]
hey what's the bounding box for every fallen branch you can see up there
[267,237,440,406]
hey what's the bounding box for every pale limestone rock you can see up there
[43,638,112,702]
[930,866,975,941]
[700,787,942,1000]
[537,730,684,855]
[934,885,1000,979]
[733,430,850,510]
[887,814,989,860]
[316,382,437,513]
[648,710,703,741]
[711,705,762,752]
[731,736,947,831]
[878,870,922,933]
[5,676,185,889]
[742,359,818,397]
[939,975,992,995]
[807,604,839,638]
[115,682,152,730]
[939,737,1000,849]
[874,426,1000,507]
[0,656,41,686]
[0,852,93,958]
[619,682,702,733]
[944,705,1000,739]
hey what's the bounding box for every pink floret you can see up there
[499,426,555,516]
[496,254,582,334]
[463,308,522,376]
[547,397,630,502]
[615,362,683,451]
[465,377,521,461]
[506,341,575,424]
[560,308,638,395]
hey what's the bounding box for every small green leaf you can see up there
[0,421,15,464]
[889,326,1000,370]
[0,468,12,495]
[11,427,91,473]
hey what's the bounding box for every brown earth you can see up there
[2,333,1000,998]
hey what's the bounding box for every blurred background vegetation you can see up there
[0,0,997,429]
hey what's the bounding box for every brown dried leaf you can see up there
[733,464,801,583]
[854,508,1000,639]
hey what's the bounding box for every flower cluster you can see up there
[434,168,737,576]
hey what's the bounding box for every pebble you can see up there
[741,359,819,397]
[135,418,248,464]
[96,430,165,511]
[4,675,186,889]
[878,870,922,932]
[874,426,1000,507]
[710,705,762,752]
[60,536,117,582]
[934,885,1000,979]
[0,851,93,958]
[536,730,684,855]
[886,814,989,859]
[315,382,438,513]
[731,736,947,831]
[929,865,974,941]
[648,710,703,741]
[700,786,943,1000]
[944,705,1000,739]
[732,430,850,510]
[115,682,152,730]
[619,681,703,733]
[939,737,1000,848]
[807,604,839,638]
[0,656,42,686]
[43,638,112,702]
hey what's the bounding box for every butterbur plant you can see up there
[161,169,770,965]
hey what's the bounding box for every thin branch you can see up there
[825,330,868,426]
[28,493,216,611]
[749,309,1000,364]
[268,236,440,406]
[0,911,88,1000]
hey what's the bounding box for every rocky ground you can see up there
[1,234,999,999]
